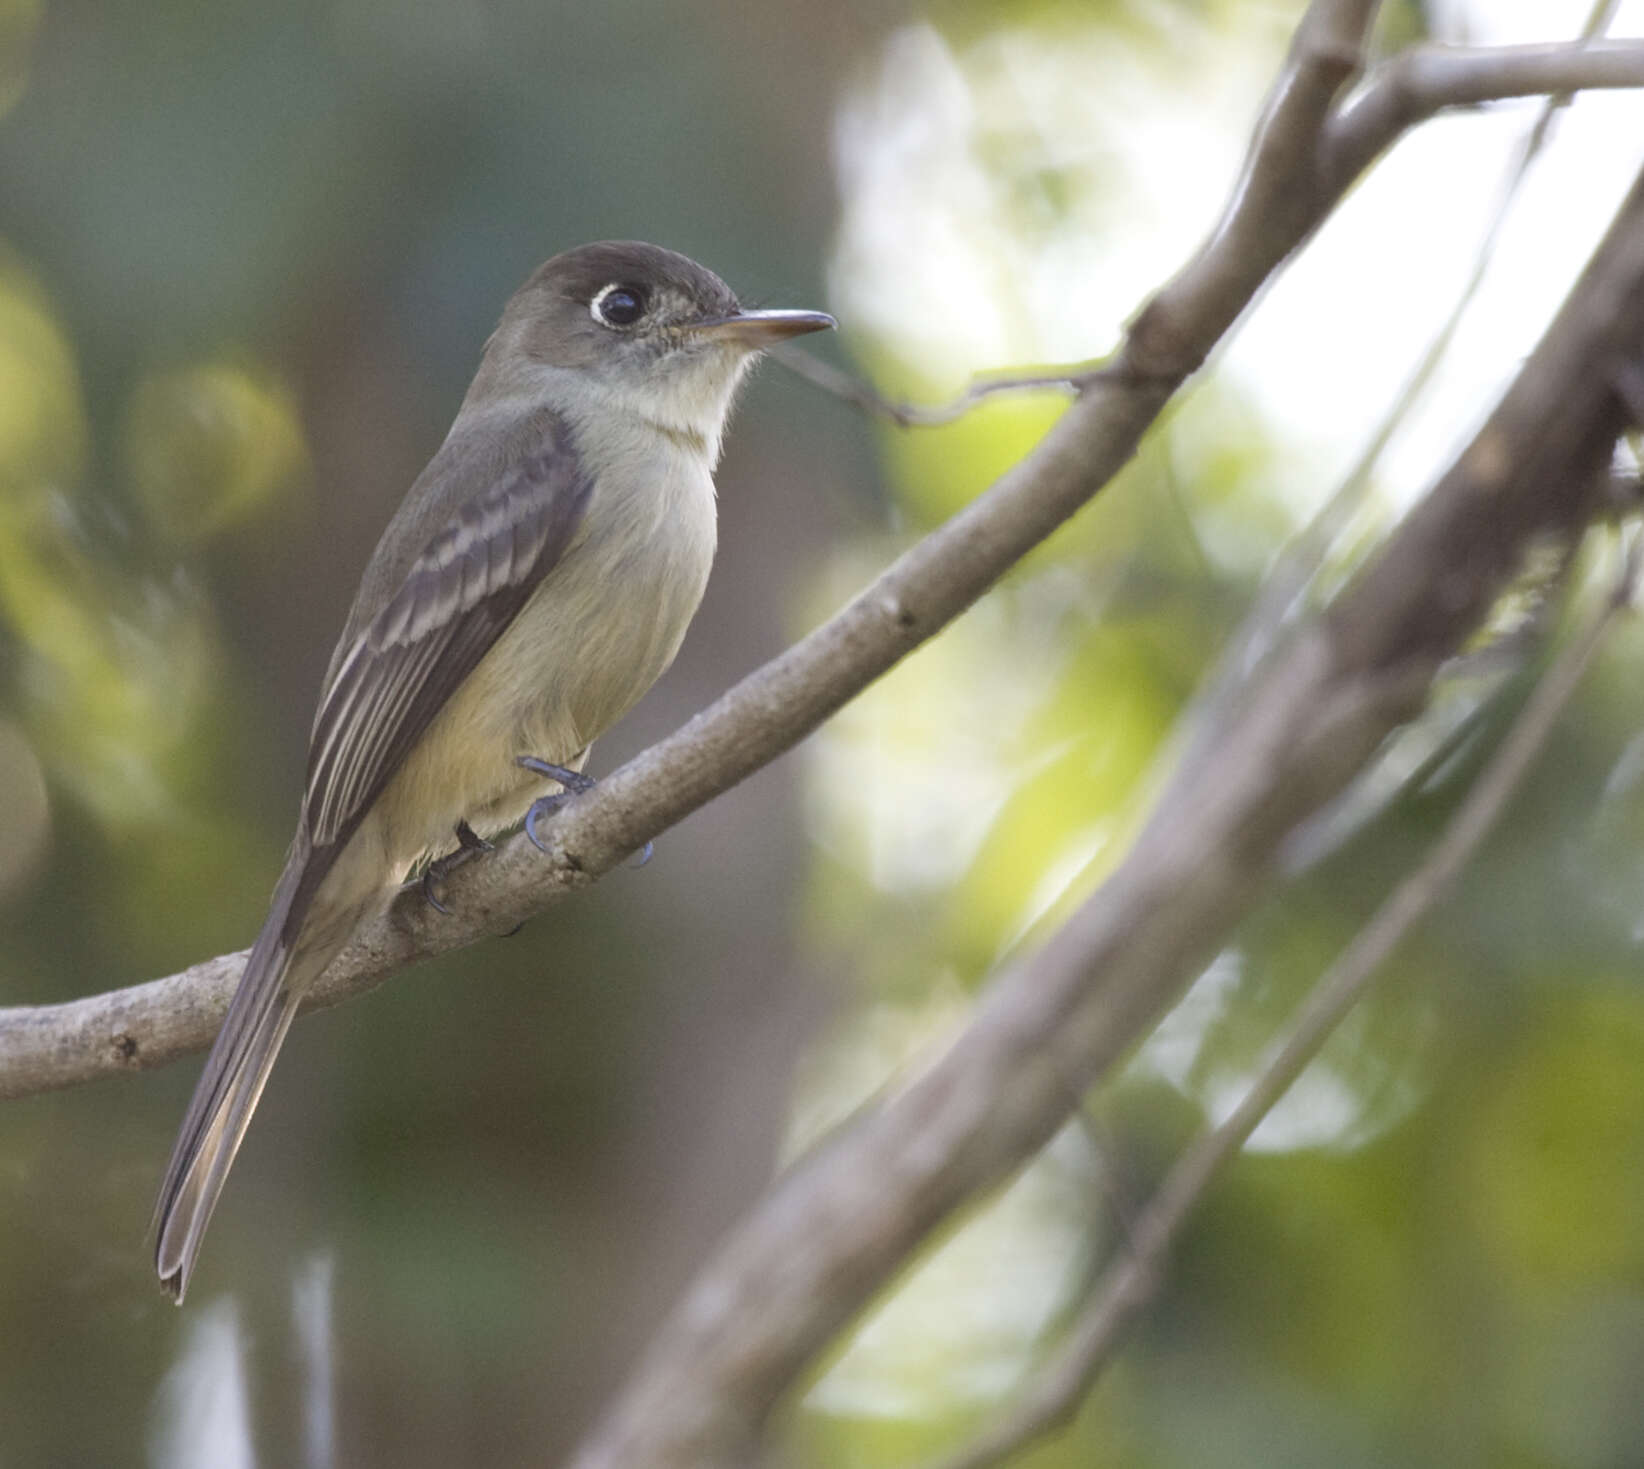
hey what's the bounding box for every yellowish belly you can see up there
[368,457,716,874]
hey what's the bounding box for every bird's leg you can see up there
[420,820,495,914]
[517,755,653,866]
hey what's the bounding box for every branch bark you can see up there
[1328,40,1644,186]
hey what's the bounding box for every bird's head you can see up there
[479,240,834,460]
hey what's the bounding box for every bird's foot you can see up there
[518,757,596,852]
[421,820,495,914]
[516,756,654,866]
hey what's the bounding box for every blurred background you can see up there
[5,0,1644,1465]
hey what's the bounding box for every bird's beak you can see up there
[688,308,836,347]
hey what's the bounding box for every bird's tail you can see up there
[152,841,363,1302]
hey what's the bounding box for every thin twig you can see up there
[1324,39,1644,188]
[769,347,1108,428]
[923,534,1638,1469]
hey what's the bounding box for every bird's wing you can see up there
[303,417,594,854]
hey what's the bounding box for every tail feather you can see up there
[154,985,302,1300]
[153,841,361,1303]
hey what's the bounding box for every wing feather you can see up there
[303,419,593,853]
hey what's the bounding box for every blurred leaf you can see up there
[877,390,1068,528]
[122,358,309,546]
[0,460,221,830]
[1465,984,1644,1287]
[0,251,86,490]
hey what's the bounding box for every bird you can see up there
[152,241,835,1301]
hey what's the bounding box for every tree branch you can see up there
[1124,0,1377,379]
[1326,40,1644,187]
[922,536,1638,1469]
[0,352,1181,1099]
[1186,0,1624,763]
[558,157,1644,1468]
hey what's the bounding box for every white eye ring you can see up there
[590,283,645,328]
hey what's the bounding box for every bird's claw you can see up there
[420,820,495,913]
[515,757,656,869]
[518,756,596,852]
[421,868,452,915]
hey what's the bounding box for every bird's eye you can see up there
[591,284,647,328]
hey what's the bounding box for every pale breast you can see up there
[515,439,718,748]
[373,437,718,868]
